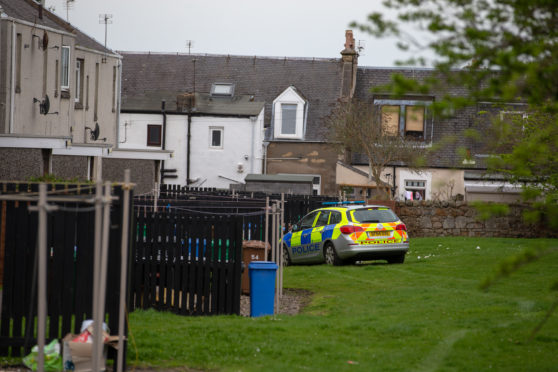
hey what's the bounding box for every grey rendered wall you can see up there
[0,148,43,180]
[52,155,88,181]
[103,158,156,195]
[0,21,8,133]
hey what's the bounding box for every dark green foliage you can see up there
[28,173,85,183]
[353,0,558,335]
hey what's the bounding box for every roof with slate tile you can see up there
[120,52,345,141]
[0,0,115,55]
[353,66,485,169]
[122,91,264,116]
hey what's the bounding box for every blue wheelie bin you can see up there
[248,261,278,317]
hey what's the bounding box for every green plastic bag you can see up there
[22,339,63,371]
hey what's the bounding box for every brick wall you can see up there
[395,200,557,238]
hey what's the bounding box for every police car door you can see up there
[289,211,319,263]
[310,210,331,263]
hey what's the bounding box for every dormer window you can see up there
[211,83,235,97]
[273,86,307,140]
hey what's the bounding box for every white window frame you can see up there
[209,127,224,149]
[210,83,235,97]
[500,110,528,132]
[404,179,426,200]
[61,45,70,91]
[273,86,306,140]
[75,59,82,103]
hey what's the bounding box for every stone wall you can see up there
[395,200,557,238]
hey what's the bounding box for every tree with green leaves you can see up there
[353,0,558,112]
[326,98,426,200]
[352,0,558,335]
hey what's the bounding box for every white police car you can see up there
[282,203,409,265]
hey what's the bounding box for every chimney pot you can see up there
[345,30,355,51]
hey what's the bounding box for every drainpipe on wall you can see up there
[116,59,122,148]
[9,20,15,133]
[250,115,256,173]
[161,100,167,184]
[392,165,397,198]
[263,141,269,174]
[186,112,191,185]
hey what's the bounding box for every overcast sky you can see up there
[44,0,424,67]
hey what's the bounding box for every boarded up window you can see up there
[381,105,400,135]
[405,106,424,132]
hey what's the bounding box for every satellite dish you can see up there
[34,95,50,115]
[42,30,49,50]
[39,95,50,115]
[90,123,100,140]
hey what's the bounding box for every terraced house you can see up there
[0,0,170,193]
[120,30,519,201]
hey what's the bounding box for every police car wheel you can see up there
[282,245,291,266]
[324,243,342,266]
[387,253,406,264]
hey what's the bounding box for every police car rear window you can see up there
[351,208,398,223]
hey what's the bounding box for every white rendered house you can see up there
[119,87,265,188]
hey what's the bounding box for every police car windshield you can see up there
[352,208,398,223]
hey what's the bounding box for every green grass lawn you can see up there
[127,237,558,371]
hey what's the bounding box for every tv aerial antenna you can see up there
[186,40,194,55]
[64,0,75,21]
[99,13,113,63]
[357,40,366,56]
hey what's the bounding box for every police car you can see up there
[282,203,409,266]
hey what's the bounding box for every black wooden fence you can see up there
[130,209,243,315]
[159,184,338,230]
[0,182,130,365]
[128,186,337,317]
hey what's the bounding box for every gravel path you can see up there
[240,288,312,317]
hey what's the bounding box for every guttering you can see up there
[0,135,69,148]
[75,45,121,59]
[186,113,192,185]
[105,148,172,161]
[0,16,75,38]
[266,157,303,160]
[53,144,110,157]
[120,109,255,118]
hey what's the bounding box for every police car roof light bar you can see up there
[322,200,366,206]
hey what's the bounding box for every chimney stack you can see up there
[39,0,44,19]
[340,30,358,99]
[344,30,355,51]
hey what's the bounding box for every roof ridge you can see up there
[21,0,76,33]
[119,51,340,63]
